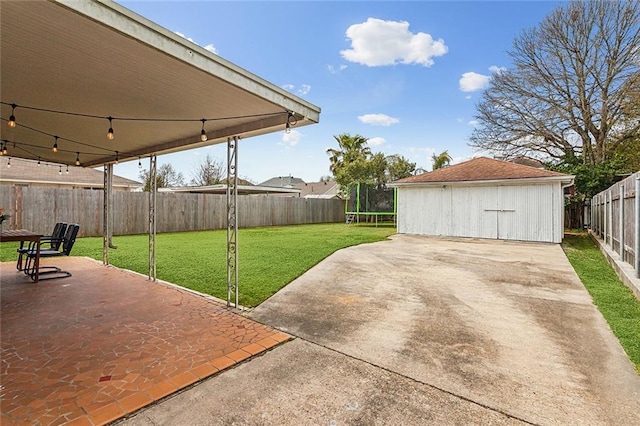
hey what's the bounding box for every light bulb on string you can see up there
[66,165,69,174]
[37,157,41,166]
[285,112,297,134]
[75,152,80,166]
[58,165,62,175]
[7,158,11,168]
[115,151,119,164]
[1,140,7,155]
[52,136,58,153]
[138,157,142,169]
[200,119,208,142]
[107,116,114,140]
[7,104,16,128]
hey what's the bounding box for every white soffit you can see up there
[0,0,320,167]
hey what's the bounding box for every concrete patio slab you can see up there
[0,257,289,425]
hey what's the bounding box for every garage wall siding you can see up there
[397,182,563,243]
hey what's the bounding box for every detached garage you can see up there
[391,157,574,243]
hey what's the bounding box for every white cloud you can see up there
[367,137,386,147]
[340,18,447,67]
[327,64,348,74]
[298,85,311,96]
[459,66,505,93]
[281,129,302,147]
[465,95,472,99]
[358,113,400,126]
[459,72,490,92]
[204,44,217,54]
[175,31,217,54]
[175,32,196,44]
[281,84,311,97]
[468,120,479,126]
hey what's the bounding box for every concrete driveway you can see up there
[122,235,640,425]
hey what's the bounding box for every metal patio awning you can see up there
[0,0,320,167]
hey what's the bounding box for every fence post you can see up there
[608,190,613,249]
[619,185,624,260]
[635,175,640,278]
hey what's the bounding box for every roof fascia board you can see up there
[390,175,575,188]
[53,0,320,122]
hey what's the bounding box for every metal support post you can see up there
[227,136,239,308]
[102,164,113,265]
[102,164,111,265]
[148,155,157,281]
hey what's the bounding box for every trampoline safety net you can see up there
[347,184,396,214]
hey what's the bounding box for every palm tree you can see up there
[431,150,452,170]
[326,133,371,173]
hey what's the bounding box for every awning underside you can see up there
[0,0,320,168]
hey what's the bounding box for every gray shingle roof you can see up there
[0,158,141,188]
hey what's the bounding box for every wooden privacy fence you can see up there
[590,171,640,278]
[0,186,345,237]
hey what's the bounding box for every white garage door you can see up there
[397,183,562,243]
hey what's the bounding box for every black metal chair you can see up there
[23,224,80,280]
[16,222,67,271]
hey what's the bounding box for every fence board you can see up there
[591,171,639,276]
[0,187,345,236]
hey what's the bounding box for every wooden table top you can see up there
[0,229,43,242]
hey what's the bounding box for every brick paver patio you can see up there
[0,256,290,425]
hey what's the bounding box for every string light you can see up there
[0,102,295,166]
[7,158,11,168]
[66,165,69,174]
[7,103,16,127]
[106,116,114,140]
[285,111,297,134]
[37,157,41,166]
[200,119,208,142]
[58,165,62,175]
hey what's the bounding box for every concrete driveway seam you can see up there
[274,330,539,426]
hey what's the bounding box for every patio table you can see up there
[0,229,43,282]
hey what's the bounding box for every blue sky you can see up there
[114,0,562,185]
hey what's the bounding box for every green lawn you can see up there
[562,233,640,373]
[1,223,395,307]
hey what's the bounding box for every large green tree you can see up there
[470,0,640,167]
[327,134,418,194]
[326,133,372,191]
[386,154,416,181]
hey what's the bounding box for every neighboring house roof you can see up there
[506,156,545,169]
[0,157,141,189]
[160,184,300,196]
[294,180,340,199]
[393,157,572,185]
[259,176,305,188]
